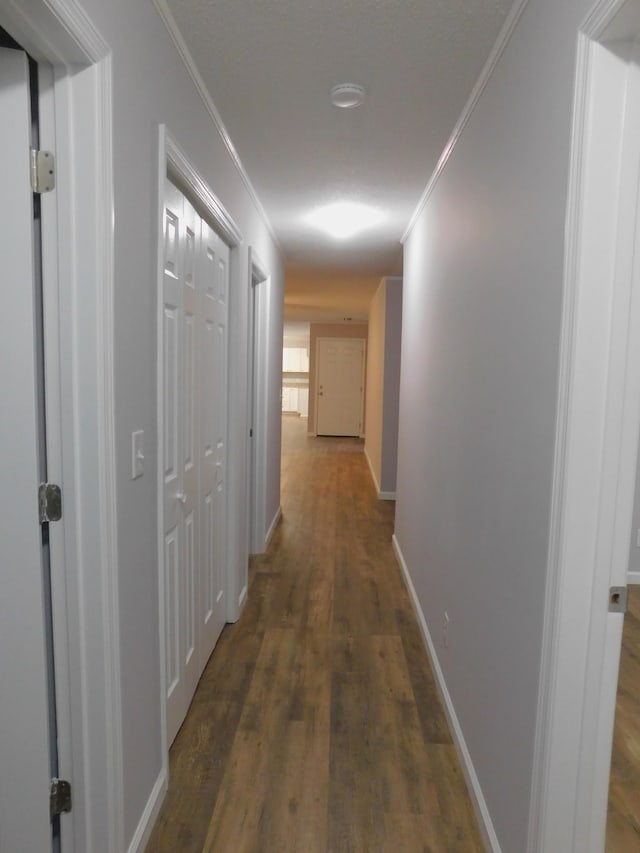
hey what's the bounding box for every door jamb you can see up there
[0,2,122,850]
[530,2,640,849]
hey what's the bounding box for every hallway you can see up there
[146,415,483,851]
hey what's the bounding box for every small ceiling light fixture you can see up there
[330,83,366,109]
[306,201,384,240]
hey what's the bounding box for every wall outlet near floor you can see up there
[443,611,450,648]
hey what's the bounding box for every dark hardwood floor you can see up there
[145,414,484,852]
[607,584,640,850]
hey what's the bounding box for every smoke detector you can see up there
[330,83,365,109]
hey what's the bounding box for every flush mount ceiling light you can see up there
[330,83,365,109]
[306,201,384,240]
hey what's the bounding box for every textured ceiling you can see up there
[163,0,513,280]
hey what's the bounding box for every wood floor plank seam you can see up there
[146,417,486,852]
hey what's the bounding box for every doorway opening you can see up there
[531,5,640,849]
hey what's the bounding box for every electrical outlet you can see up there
[443,611,450,648]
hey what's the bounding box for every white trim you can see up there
[363,447,395,499]
[627,570,640,585]
[93,51,125,853]
[248,249,271,554]
[530,4,640,850]
[265,506,282,550]
[151,0,279,249]
[401,0,529,244]
[125,768,167,853]
[155,125,170,793]
[364,447,380,493]
[392,535,501,853]
[166,136,242,247]
[157,121,244,748]
[0,3,124,850]
[238,583,248,609]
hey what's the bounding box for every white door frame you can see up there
[0,2,122,851]
[156,126,242,765]
[530,2,640,849]
[247,248,270,557]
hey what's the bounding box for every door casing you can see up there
[247,248,270,557]
[0,2,123,850]
[156,125,242,767]
[529,3,640,850]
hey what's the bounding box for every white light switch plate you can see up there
[131,430,144,479]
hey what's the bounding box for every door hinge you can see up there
[39,483,62,523]
[50,778,71,819]
[609,586,628,613]
[30,148,55,193]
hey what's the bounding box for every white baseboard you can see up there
[364,448,381,493]
[391,535,501,853]
[627,570,640,584]
[364,448,396,500]
[126,766,167,853]
[238,583,248,609]
[265,505,282,549]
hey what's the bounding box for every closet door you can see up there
[198,219,229,669]
[162,179,230,744]
[162,182,200,744]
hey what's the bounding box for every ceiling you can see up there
[162,0,513,288]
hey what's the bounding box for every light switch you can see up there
[131,430,144,479]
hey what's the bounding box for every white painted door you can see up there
[162,179,190,743]
[162,180,228,744]
[316,337,365,436]
[0,47,53,851]
[199,217,228,664]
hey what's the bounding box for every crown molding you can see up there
[152,0,280,251]
[402,0,530,244]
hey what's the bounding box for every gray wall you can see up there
[394,0,592,849]
[73,0,283,844]
[381,278,402,493]
[364,277,402,495]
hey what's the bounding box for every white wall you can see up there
[65,0,283,845]
[394,0,592,850]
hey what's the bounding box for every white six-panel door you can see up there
[162,180,228,744]
[0,47,53,850]
[199,219,228,655]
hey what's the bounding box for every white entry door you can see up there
[162,179,229,744]
[316,337,365,436]
[0,47,53,850]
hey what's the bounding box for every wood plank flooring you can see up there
[607,584,640,851]
[146,415,484,852]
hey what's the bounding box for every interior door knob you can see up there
[176,491,187,504]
